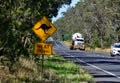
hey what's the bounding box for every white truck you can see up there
[70,33,85,50]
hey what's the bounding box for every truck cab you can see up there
[70,33,85,50]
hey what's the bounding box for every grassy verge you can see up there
[0,53,94,83]
[37,53,94,83]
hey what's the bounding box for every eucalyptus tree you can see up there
[108,0,120,43]
[54,0,120,48]
[82,0,118,48]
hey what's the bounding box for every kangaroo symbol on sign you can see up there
[36,24,51,34]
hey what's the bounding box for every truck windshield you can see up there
[76,39,84,41]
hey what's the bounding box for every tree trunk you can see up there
[100,36,104,48]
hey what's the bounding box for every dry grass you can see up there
[12,58,39,79]
[86,48,110,54]
[0,63,11,80]
[64,41,110,54]
[0,59,15,82]
[0,57,41,83]
[63,41,71,47]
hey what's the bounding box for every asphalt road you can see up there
[53,41,120,83]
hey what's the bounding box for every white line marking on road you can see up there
[54,42,120,79]
[64,51,120,79]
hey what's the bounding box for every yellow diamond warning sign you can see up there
[34,42,52,55]
[32,16,57,41]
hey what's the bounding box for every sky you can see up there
[52,0,80,23]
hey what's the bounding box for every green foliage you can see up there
[0,0,72,62]
[54,0,120,48]
[63,34,71,40]
[103,37,113,47]
[91,37,101,49]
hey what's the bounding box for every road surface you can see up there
[53,41,120,83]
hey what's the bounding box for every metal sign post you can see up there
[32,16,57,78]
[41,55,44,74]
[34,42,52,77]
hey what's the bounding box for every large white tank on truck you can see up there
[70,32,85,50]
[72,33,83,41]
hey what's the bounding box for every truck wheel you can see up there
[111,54,115,57]
[70,47,73,50]
[82,49,85,51]
[79,48,85,51]
[70,45,74,50]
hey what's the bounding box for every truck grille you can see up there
[78,43,82,46]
